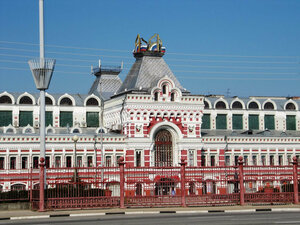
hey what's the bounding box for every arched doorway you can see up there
[154,129,173,167]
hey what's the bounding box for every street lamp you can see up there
[28,0,55,212]
[72,135,79,183]
[72,135,79,167]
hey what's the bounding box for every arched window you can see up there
[170,92,175,102]
[162,85,167,94]
[264,102,274,110]
[60,97,72,106]
[154,92,159,101]
[87,98,99,106]
[154,130,173,167]
[248,101,259,109]
[19,96,33,105]
[0,95,12,104]
[216,101,226,109]
[45,97,53,105]
[286,103,296,111]
[232,101,243,109]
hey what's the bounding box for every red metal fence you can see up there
[0,157,299,211]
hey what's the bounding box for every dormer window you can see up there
[154,92,159,101]
[20,96,33,105]
[171,92,175,101]
[0,95,12,104]
[60,97,73,106]
[162,85,167,94]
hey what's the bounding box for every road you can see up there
[1,211,300,225]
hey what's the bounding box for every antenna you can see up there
[98,59,101,68]
[226,88,231,97]
[121,61,123,70]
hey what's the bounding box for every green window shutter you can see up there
[60,111,73,127]
[286,115,296,130]
[0,111,12,126]
[46,111,53,126]
[216,114,227,129]
[86,112,99,127]
[202,114,210,129]
[19,111,33,127]
[249,115,259,130]
[232,114,243,130]
[264,115,275,130]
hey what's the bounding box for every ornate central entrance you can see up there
[154,129,173,166]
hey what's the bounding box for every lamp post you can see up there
[72,135,79,182]
[28,0,55,212]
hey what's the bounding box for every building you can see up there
[0,35,300,191]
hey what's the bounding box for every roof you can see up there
[117,55,186,94]
[89,72,123,101]
[201,129,300,137]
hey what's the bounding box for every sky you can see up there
[0,0,300,98]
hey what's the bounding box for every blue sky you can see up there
[0,0,299,97]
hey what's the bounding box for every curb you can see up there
[3,208,300,221]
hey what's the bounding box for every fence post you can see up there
[118,156,125,209]
[238,156,245,206]
[39,157,45,212]
[292,156,299,204]
[180,158,187,207]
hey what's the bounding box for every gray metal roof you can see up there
[201,129,300,137]
[117,55,186,94]
[204,96,300,110]
[89,74,122,100]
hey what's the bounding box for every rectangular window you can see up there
[105,156,112,167]
[286,115,296,131]
[201,155,206,167]
[202,114,210,129]
[0,111,12,126]
[225,155,230,166]
[19,111,33,127]
[232,114,243,130]
[264,115,275,130]
[210,155,215,166]
[244,155,248,166]
[33,156,39,169]
[87,156,93,167]
[21,156,28,169]
[249,115,259,130]
[188,150,195,166]
[216,114,227,129]
[76,156,82,167]
[45,156,50,168]
[278,155,283,166]
[46,111,53,126]
[135,150,142,167]
[86,112,99,127]
[270,155,274,166]
[10,157,16,169]
[261,155,266,166]
[287,155,292,164]
[60,111,73,127]
[234,156,239,166]
[252,155,257,166]
[55,156,61,168]
[66,156,72,167]
[116,155,122,166]
[0,157,4,169]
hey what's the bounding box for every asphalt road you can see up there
[1,212,300,225]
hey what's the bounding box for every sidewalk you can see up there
[1,204,300,220]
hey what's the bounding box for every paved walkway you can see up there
[0,204,300,220]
